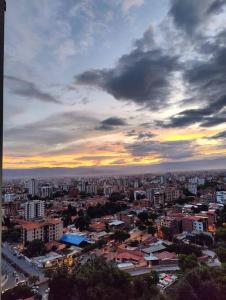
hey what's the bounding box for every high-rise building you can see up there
[4,193,16,202]
[28,179,39,197]
[40,185,52,198]
[187,183,197,195]
[216,191,226,204]
[24,200,45,220]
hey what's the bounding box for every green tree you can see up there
[215,227,226,242]
[49,256,162,300]
[28,275,39,286]
[49,266,74,300]
[215,245,226,263]
[24,239,46,257]
[45,268,55,279]
[148,225,157,235]
[111,230,130,242]
[167,243,202,257]
[62,213,72,227]
[128,240,139,247]
[68,204,77,216]
[2,284,33,300]
[137,211,149,222]
[161,226,173,241]
[2,228,21,243]
[74,215,90,231]
[109,192,125,202]
[179,254,199,272]
[167,267,224,300]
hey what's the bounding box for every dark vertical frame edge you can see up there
[0,0,6,290]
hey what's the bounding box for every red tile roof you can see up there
[155,251,177,260]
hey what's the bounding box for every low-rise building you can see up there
[21,219,63,245]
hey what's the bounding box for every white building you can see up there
[24,200,45,220]
[28,179,39,197]
[104,184,113,196]
[192,217,208,232]
[187,183,197,195]
[4,193,16,202]
[189,177,198,184]
[216,191,226,204]
[134,181,139,189]
[197,178,205,186]
[85,183,97,195]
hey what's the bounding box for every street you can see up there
[2,243,44,279]
[2,243,49,299]
[2,257,26,292]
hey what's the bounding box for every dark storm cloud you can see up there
[201,113,226,127]
[127,129,137,136]
[5,75,61,104]
[101,117,127,126]
[169,0,226,35]
[158,26,226,128]
[184,46,226,101]
[126,130,156,140]
[134,26,155,51]
[207,0,226,14]
[125,140,195,160]
[137,132,156,139]
[159,95,226,128]
[209,130,226,139]
[76,46,179,110]
[96,117,127,131]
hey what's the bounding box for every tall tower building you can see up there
[28,179,39,197]
[24,200,45,220]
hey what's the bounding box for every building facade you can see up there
[24,200,45,220]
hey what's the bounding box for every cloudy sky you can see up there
[3,0,226,171]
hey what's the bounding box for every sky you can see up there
[3,0,226,172]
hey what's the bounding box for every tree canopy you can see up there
[2,284,34,300]
[24,239,46,257]
[49,256,161,300]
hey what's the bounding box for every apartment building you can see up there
[216,191,226,204]
[24,200,45,220]
[21,219,63,245]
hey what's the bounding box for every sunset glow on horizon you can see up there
[3,0,226,172]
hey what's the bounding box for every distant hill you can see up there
[3,157,226,178]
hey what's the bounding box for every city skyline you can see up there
[3,0,226,171]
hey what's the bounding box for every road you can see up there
[2,243,44,279]
[2,257,26,292]
[2,243,49,299]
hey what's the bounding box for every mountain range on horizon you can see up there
[3,157,226,178]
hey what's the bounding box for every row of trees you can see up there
[166,242,202,257]
[24,239,47,258]
[47,255,226,300]
[62,202,128,230]
[48,256,161,300]
[166,266,226,300]
[214,226,226,265]
[2,284,36,300]
[213,206,226,265]
[2,228,21,243]
[86,202,128,219]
